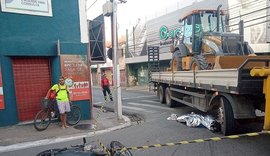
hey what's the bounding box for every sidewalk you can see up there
[0,107,131,153]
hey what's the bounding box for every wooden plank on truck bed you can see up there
[194,69,239,93]
[151,69,239,93]
[151,72,173,83]
[173,71,194,87]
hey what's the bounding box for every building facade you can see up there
[0,0,91,126]
[125,0,228,87]
[125,0,270,87]
[227,0,270,53]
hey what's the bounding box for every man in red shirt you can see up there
[101,73,113,101]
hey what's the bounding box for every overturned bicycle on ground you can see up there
[36,138,133,156]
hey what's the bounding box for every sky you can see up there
[86,0,196,37]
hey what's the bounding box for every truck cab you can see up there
[180,9,225,54]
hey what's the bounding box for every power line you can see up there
[228,6,269,21]
[228,15,270,28]
[230,19,269,32]
[226,0,265,11]
[87,0,98,11]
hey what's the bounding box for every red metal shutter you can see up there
[12,57,51,122]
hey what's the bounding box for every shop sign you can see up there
[0,0,52,17]
[60,55,90,101]
[159,25,182,46]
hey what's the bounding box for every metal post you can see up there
[264,76,270,130]
[87,43,93,119]
[133,26,135,54]
[126,29,128,58]
[216,4,222,33]
[239,20,244,43]
[250,67,270,130]
[112,0,122,120]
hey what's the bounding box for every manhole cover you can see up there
[74,124,96,130]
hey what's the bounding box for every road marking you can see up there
[127,102,173,111]
[122,95,157,100]
[94,95,158,105]
[122,106,157,113]
[141,100,160,104]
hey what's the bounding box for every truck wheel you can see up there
[189,55,208,70]
[216,96,236,135]
[165,87,176,107]
[159,85,166,104]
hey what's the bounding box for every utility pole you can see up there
[111,0,122,120]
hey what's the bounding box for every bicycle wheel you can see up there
[110,141,133,156]
[67,105,81,126]
[34,109,51,131]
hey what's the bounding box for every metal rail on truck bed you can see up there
[150,59,270,95]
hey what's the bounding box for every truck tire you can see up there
[216,96,236,135]
[171,50,182,71]
[159,85,166,104]
[165,87,176,107]
[189,55,208,70]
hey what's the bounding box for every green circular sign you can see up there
[159,26,169,40]
[159,25,182,40]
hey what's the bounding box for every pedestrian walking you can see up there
[101,73,113,101]
[45,76,70,129]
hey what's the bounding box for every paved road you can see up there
[85,87,270,156]
[3,87,270,156]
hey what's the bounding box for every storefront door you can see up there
[12,57,51,122]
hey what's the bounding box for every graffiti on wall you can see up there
[250,24,267,44]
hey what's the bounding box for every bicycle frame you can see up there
[34,99,81,131]
[36,138,133,156]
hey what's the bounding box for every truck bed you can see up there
[151,59,270,95]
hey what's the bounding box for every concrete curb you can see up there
[0,115,131,154]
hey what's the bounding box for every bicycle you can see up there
[34,98,81,131]
[36,137,133,156]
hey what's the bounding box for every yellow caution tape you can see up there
[98,139,111,156]
[116,131,270,152]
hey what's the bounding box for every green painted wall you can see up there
[0,0,82,56]
[127,63,148,86]
[0,0,90,126]
[127,60,171,86]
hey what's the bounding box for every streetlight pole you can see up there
[112,0,122,120]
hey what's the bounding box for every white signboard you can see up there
[1,0,52,17]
